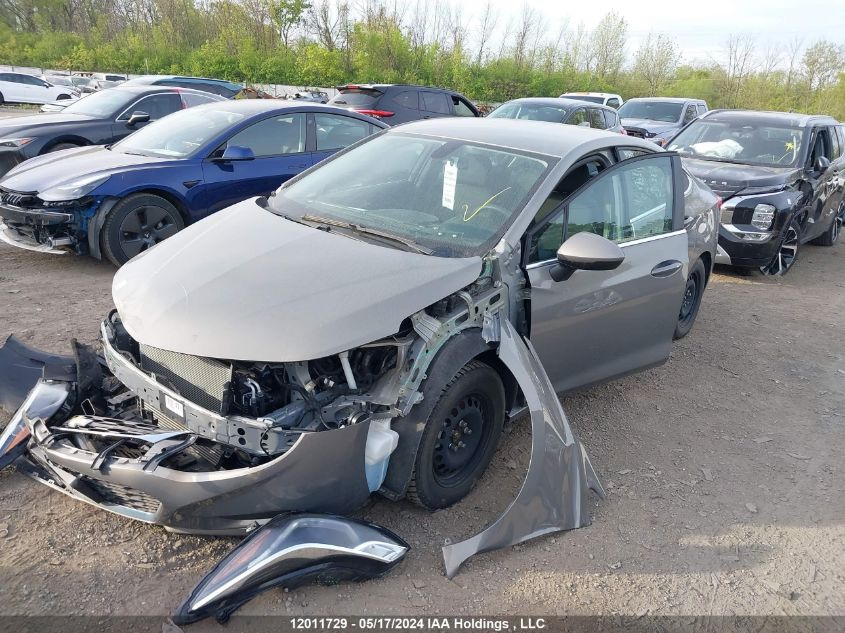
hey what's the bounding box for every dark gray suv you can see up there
[328,84,480,125]
[619,97,708,146]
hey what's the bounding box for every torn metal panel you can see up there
[441,319,605,578]
[173,513,408,625]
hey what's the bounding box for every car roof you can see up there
[701,109,837,128]
[188,100,389,124]
[107,85,224,97]
[624,97,704,103]
[391,117,651,157]
[502,97,617,111]
[560,92,621,98]
[336,83,462,95]
[126,75,241,86]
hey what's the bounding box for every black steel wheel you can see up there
[761,218,800,276]
[102,193,185,266]
[408,360,505,509]
[674,258,706,340]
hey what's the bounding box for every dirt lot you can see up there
[0,240,843,628]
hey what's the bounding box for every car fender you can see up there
[87,197,121,260]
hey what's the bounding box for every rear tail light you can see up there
[355,109,394,118]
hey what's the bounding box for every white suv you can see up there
[0,72,78,105]
[559,92,624,109]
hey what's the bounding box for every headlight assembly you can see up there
[751,203,776,230]
[39,173,109,202]
[0,137,34,148]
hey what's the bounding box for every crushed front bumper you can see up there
[0,222,68,254]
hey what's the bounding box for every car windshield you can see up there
[488,102,571,123]
[62,89,136,117]
[113,107,246,158]
[46,76,71,86]
[667,119,804,167]
[270,133,553,257]
[618,101,683,123]
[561,95,604,104]
[71,77,92,87]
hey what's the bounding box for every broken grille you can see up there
[0,189,37,207]
[139,344,232,414]
[80,477,161,514]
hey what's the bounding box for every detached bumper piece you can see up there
[442,320,605,578]
[173,514,409,625]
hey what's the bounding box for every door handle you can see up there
[651,260,683,278]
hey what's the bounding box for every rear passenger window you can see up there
[829,127,842,159]
[603,110,618,129]
[696,104,707,116]
[567,109,589,126]
[315,113,372,150]
[392,91,419,110]
[421,91,451,114]
[607,98,621,109]
[589,109,607,129]
[683,105,697,124]
[181,92,220,107]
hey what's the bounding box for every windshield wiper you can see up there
[300,214,433,255]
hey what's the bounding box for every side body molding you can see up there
[442,319,605,578]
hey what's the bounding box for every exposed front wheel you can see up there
[761,218,800,276]
[674,258,706,340]
[101,193,185,266]
[408,360,505,509]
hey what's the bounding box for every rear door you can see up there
[525,153,688,393]
[198,112,310,218]
[0,74,25,102]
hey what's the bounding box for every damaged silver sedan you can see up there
[1,119,718,580]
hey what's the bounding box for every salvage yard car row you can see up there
[0,76,842,624]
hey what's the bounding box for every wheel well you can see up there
[132,189,191,226]
[476,349,521,415]
[40,137,88,153]
[699,251,712,286]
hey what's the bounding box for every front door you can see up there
[526,153,688,393]
[198,112,311,218]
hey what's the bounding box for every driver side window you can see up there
[528,156,674,263]
[225,113,305,157]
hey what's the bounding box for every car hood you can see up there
[0,112,95,135]
[620,118,678,134]
[681,158,800,198]
[112,199,483,362]
[1,146,167,193]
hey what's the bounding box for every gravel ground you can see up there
[0,239,843,629]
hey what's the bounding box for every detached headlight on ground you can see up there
[39,174,109,202]
[0,137,34,148]
[751,203,776,230]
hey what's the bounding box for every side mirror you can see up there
[216,144,255,161]
[550,231,625,282]
[814,156,831,173]
[127,111,150,126]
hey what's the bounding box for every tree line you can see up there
[0,0,843,117]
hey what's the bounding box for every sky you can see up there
[485,0,845,66]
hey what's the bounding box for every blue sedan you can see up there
[0,101,387,264]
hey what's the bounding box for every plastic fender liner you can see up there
[0,335,76,413]
[441,320,605,578]
[0,379,72,469]
[173,513,409,625]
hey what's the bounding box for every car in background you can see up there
[668,110,845,275]
[329,84,480,124]
[0,85,223,176]
[42,75,95,95]
[0,101,386,264]
[91,72,127,84]
[559,92,624,109]
[619,98,707,146]
[123,75,245,98]
[292,90,329,103]
[0,72,78,105]
[488,98,624,134]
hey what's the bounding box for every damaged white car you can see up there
[0,119,718,601]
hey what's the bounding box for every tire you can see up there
[810,201,844,247]
[0,92,4,105]
[674,258,706,340]
[101,193,185,266]
[407,360,505,509]
[760,217,800,276]
[56,93,72,100]
[46,142,79,153]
